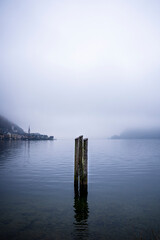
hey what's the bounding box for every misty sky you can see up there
[0,0,160,138]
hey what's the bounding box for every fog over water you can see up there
[0,0,160,138]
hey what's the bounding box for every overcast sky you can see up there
[0,0,160,138]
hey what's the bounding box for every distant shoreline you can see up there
[0,133,54,141]
[111,128,160,140]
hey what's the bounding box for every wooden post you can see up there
[74,138,79,188]
[83,138,88,186]
[78,136,83,187]
[74,136,88,192]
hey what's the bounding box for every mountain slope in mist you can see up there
[111,128,160,139]
[0,115,25,134]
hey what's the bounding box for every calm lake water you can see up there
[0,139,160,240]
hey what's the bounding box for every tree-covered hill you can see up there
[111,128,160,139]
[0,115,25,134]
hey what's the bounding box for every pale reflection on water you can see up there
[0,139,160,239]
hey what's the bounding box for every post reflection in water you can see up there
[73,185,89,239]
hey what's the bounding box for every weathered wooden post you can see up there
[74,136,88,192]
[83,138,88,185]
[78,135,83,187]
[74,138,79,189]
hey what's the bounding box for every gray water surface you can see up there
[0,139,160,240]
